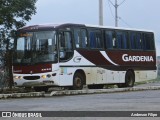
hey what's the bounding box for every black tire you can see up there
[125,71,135,87]
[72,72,84,90]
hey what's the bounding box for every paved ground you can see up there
[1,80,160,120]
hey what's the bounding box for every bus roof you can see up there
[85,24,154,33]
[18,23,154,33]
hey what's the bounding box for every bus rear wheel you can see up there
[72,72,84,90]
[125,71,135,87]
[117,71,135,88]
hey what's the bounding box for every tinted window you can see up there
[59,31,73,61]
[89,29,103,49]
[116,31,129,49]
[81,29,88,48]
[143,33,155,50]
[130,32,143,50]
[105,30,115,49]
[74,28,88,48]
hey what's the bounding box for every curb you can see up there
[1,86,160,99]
[0,92,45,99]
[50,86,160,96]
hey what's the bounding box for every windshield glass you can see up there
[13,31,57,64]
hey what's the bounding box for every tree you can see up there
[0,0,37,89]
[0,0,37,49]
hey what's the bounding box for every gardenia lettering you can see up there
[122,54,154,62]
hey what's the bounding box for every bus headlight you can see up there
[41,74,52,79]
[14,76,23,80]
[14,76,18,79]
[41,75,47,79]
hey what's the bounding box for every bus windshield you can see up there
[13,31,57,64]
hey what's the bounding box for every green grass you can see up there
[134,75,160,86]
[105,75,160,88]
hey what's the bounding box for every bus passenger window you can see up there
[74,28,88,48]
[89,29,103,49]
[74,29,81,48]
[137,33,143,49]
[105,31,114,49]
[116,31,129,49]
[81,29,88,48]
[130,32,136,49]
[112,37,116,48]
[130,32,143,50]
[143,33,155,50]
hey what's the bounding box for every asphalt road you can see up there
[1,89,160,120]
[1,80,160,120]
[1,90,160,111]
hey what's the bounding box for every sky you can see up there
[27,0,160,56]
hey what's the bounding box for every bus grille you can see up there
[23,76,40,80]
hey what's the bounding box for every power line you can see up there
[107,0,115,20]
[119,0,126,6]
[119,17,132,28]
[108,0,114,6]
[107,0,127,27]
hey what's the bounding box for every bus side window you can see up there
[116,31,129,49]
[130,32,136,49]
[105,31,114,49]
[143,33,155,50]
[59,31,73,61]
[130,32,143,50]
[74,28,88,48]
[81,29,88,48]
[137,33,143,49]
[116,32,122,49]
[64,32,72,50]
[74,28,81,48]
[89,29,103,49]
[59,32,65,48]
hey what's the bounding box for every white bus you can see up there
[13,23,157,91]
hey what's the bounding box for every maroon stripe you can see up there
[13,63,52,74]
[77,50,112,66]
[106,51,156,66]
[77,50,156,67]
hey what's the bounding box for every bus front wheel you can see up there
[72,72,84,90]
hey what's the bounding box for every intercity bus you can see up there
[13,23,157,91]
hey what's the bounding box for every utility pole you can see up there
[115,0,118,27]
[99,0,103,25]
[109,0,126,27]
